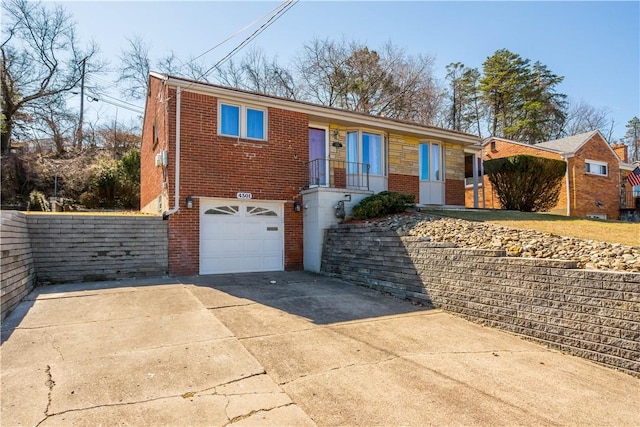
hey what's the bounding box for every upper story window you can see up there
[346,130,385,176]
[585,160,607,177]
[219,102,266,140]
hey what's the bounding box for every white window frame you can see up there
[585,159,608,177]
[419,141,443,182]
[218,101,267,141]
[346,129,386,177]
[587,213,607,220]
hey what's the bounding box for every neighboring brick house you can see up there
[141,73,481,276]
[465,130,635,220]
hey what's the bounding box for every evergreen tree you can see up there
[624,117,640,162]
[479,49,531,139]
[479,49,566,143]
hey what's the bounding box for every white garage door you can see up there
[200,199,284,275]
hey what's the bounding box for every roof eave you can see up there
[155,73,481,146]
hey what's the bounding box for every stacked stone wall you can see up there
[1,211,35,320]
[322,224,640,376]
[27,214,168,284]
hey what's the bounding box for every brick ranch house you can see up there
[140,73,481,276]
[464,130,637,220]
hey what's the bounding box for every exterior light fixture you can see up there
[595,200,603,207]
[293,201,301,212]
[186,196,193,209]
[332,129,342,148]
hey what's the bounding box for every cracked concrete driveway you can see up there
[2,271,639,426]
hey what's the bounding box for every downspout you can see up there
[564,154,570,216]
[163,86,181,219]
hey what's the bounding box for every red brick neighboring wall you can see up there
[388,173,419,201]
[612,143,628,163]
[164,89,308,275]
[466,139,568,214]
[140,76,169,212]
[464,136,622,219]
[569,134,621,219]
[445,179,465,206]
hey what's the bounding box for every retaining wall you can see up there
[1,211,36,321]
[27,214,168,284]
[322,224,640,376]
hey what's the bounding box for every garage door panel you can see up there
[203,239,244,255]
[200,199,284,275]
[262,238,282,252]
[243,222,263,234]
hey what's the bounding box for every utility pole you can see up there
[76,57,87,149]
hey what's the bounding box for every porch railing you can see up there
[305,158,370,191]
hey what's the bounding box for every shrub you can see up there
[351,191,415,220]
[27,190,50,211]
[484,155,566,212]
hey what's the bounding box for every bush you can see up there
[351,191,415,220]
[484,155,566,212]
[27,190,50,211]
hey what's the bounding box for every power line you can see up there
[92,91,144,110]
[197,0,298,82]
[86,92,144,114]
[187,0,293,65]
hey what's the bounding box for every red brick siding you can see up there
[445,179,465,206]
[612,143,628,163]
[570,134,621,219]
[140,76,168,211]
[388,173,419,201]
[484,139,563,161]
[465,136,622,219]
[467,138,567,213]
[164,89,308,275]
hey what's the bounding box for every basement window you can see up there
[585,160,608,177]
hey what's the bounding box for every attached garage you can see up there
[199,198,284,274]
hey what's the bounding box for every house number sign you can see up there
[236,192,253,199]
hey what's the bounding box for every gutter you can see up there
[163,86,181,219]
[157,73,481,147]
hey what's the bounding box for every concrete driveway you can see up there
[2,271,638,426]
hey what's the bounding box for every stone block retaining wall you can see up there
[28,214,168,284]
[1,212,168,319]
[322,224,640,376]
[1,211,35,321]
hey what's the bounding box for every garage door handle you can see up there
[267,227,278,231]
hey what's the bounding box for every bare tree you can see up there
[294,38,441,125]
[27,95,77,155]
[157,51,210,82]
[118,36,213,99]
[294,37,349,107]
[117,36,150,100]
[562,99,615,140]
[1,0,100,153]
[214,47,296,98]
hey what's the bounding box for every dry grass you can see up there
[22,211,154,216]
[424,210,640,247]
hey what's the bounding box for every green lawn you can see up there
[422,209,640,247]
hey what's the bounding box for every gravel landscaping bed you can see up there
[361,213,640,273]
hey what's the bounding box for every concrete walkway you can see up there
[1,272,638,426]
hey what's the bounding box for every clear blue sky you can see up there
[55,0,639,141]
